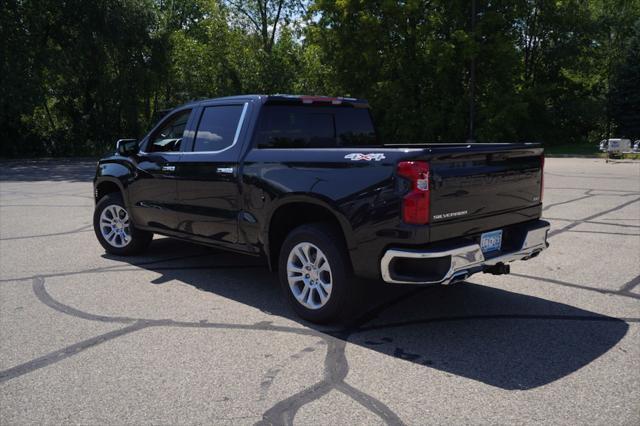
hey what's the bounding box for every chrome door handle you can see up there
[216,167,234,175]
[161,165,176,172]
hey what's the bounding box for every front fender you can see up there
[94,158,136,210]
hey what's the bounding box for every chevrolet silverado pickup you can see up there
[93,94,549,323]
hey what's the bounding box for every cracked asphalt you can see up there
[0,157,639,425]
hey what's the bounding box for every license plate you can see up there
[480,230,503,253]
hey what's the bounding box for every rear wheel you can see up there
[93,193,152,255]
[279,223,354,323]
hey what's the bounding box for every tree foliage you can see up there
[0,0,638,157]
[610,20,640,137]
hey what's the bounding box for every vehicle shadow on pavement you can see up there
[105,237,629,392]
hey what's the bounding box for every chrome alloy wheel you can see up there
[287,242,333,310]
[99,204,132,248]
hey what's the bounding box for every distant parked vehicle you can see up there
[607,138,631,153]
[599,140,608,152]
[633,140,640,153]
[605,138,632,162]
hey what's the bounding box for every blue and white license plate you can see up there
[480,230,503,253]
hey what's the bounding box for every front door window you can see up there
[147,109,191,153]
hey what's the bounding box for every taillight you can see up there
[540,154,545,202]
[397,161,430,224]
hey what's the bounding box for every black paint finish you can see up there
[94,95,545,280]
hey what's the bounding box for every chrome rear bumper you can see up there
[380,224,550,285]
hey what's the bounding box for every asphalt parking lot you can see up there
[1,157,639,425]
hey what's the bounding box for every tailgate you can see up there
[429,147,543,223]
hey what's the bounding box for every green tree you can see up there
[225,0,304,52]
[0,0,55,156]
[610,20,640,138]
[2,0,639,157]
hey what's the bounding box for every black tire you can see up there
[278,223,355,324]
[93,193,152,256]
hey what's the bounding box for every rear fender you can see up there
[262,194,356,268]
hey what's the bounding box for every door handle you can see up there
[161,165,176,172]
[216,167,234,175]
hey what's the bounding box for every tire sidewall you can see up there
[93,193,151,255]
[278,224,351,323]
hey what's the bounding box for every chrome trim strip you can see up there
[380,225,549,285]
[138,150,179,155]
[233,103,249,145]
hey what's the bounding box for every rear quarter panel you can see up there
[240,144,543,280]
[240,148,416,262]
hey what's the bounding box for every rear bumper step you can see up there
[380,222,549,285]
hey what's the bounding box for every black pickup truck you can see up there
[93,94,549,322]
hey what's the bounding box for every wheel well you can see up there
[268,202,349,271]
[95,181,121,203]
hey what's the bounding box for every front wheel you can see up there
[93,193,152,255]
[278,223,354,323]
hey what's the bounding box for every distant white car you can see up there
[607,138,632,154]
[604,138,632,162]
[633,140,640,153]
[599,140,608,152]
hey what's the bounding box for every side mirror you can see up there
[116,139,139,156]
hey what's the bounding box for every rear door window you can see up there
[193,105,244,152]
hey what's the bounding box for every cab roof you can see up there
[182,94,369,108]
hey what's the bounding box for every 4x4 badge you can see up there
[344,153,386,161]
